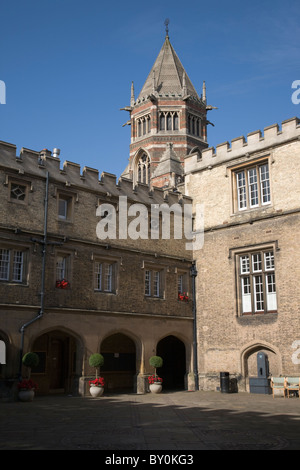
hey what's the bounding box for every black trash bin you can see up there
[220,372,230,393]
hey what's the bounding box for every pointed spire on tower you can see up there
[136,24,200,101]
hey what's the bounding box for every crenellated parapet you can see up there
[0,140,192,207]
[185,117,300,174]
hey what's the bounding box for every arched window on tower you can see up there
[137,153,150,185]
[159,112,179,131]
[167,113,172,131]
[136,114,151,137]
[188,113,202,137]
[173,113,179,130]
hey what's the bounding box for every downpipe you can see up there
[190,262,199,390]
[18,171,49,379]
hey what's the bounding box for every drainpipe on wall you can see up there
[190,262,199,390]
[18,171,49,380]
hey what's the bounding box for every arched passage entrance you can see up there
[30,330,80,395]
[101,333,136,392]
[241,342,282,392]
[157,335,186,390]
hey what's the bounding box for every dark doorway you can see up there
[101,333,136,392]
[31,330,77,395]
[157,335,186,390]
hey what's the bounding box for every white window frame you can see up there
[57,192,74,222]
[238,249,277,315]
[0,248,27,284]
[94,261,116,293]
[58,198,68,219]
[144,268,163,298]
[234,160,271,212]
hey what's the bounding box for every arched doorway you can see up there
[241,342,282,392]
[101,333,136,392]
[157,335,186,390]
[30,330,79,395]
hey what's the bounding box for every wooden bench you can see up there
[285,377,300,398]
[271,377,286,398]
[271,377,300,398]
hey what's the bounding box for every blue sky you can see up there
[1,0,300,178]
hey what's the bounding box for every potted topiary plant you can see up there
[148,355,163,393]
[18,352,39,402]
[88,353,105,397]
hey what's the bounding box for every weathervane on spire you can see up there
[164,18,170,38]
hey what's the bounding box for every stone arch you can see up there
[240,341,282,384]
[100,331,138,392]
[189,146,202,158]
[156,334,187,390]
[29,326,84,396]
[0,330,16,379]
[0,330,10,367]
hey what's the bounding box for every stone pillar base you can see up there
[135,374,149,394]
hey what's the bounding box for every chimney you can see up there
[53,148,60,158]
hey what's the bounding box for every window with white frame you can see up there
[58,193,73,221]
[177,271,189,301]
[238,249,277,315]
[144,269,163,298]
[94,261,117,293]
[177,272,189,294]
[0,248,28,283]
[234,161,271,211]
[55,254,71,287]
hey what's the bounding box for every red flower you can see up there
[178,292,189,302]
[56,279,70,289]
[18,379,38,390]
[89,377,105,387]
[148,375,163,384]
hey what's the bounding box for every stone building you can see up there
[0,139,195,397]
[185,116,300,391]
[0,28,299,399]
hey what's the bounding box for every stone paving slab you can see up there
[0,390,300,451]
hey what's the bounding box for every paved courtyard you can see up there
[1,390,300,451]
